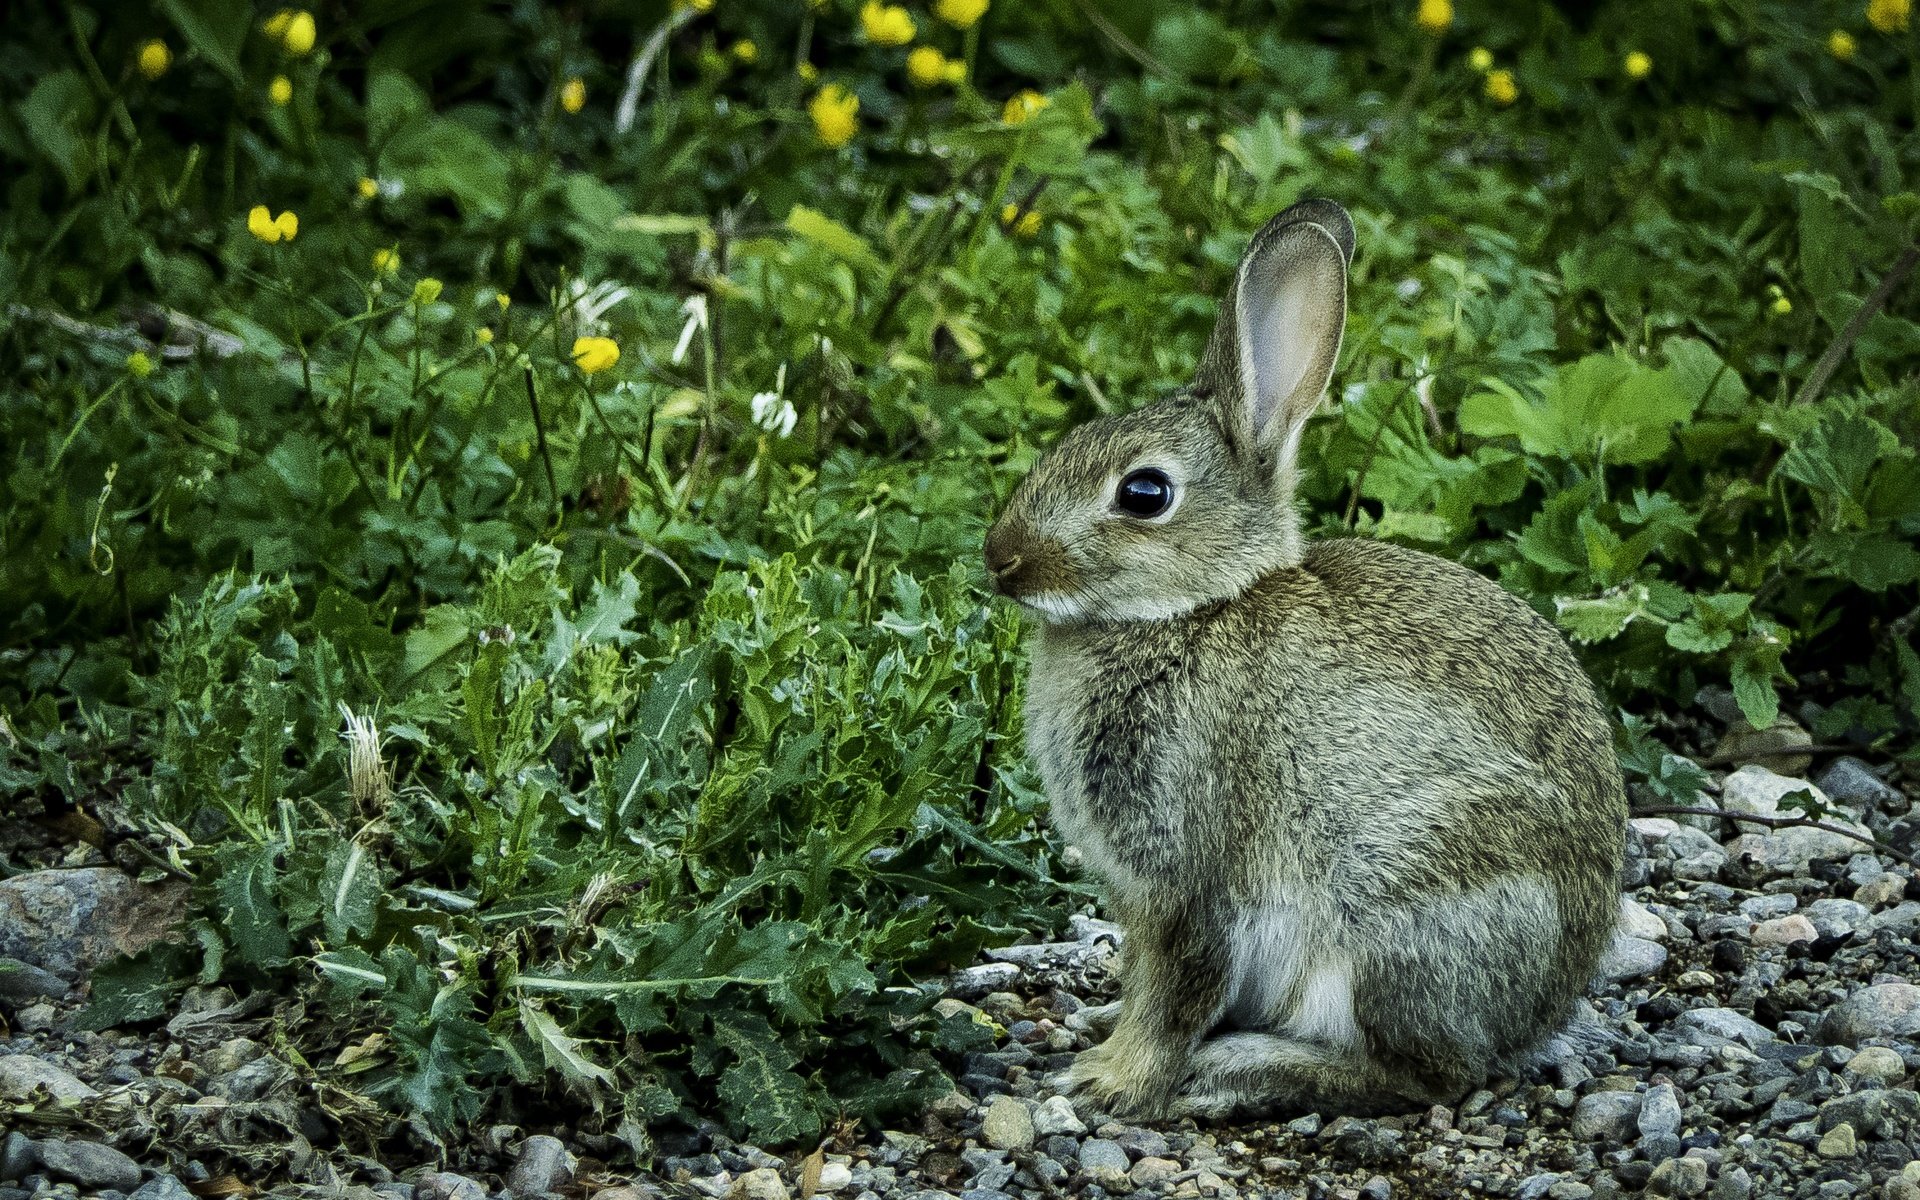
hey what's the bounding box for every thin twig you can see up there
[1700,742,1878,767]
[1632,805,1917,870]
[1792,242,1920,406]
[525,365,560,531]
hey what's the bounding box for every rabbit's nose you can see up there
[988,551,1023,578]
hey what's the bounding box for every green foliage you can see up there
[4,0,1917,1158]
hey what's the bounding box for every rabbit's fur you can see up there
[983,200,1625,1120]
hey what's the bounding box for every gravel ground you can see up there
[4,754,1919,1200]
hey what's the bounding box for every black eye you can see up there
[1115,468,1174,518]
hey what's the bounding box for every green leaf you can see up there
[213,843,291,968]
[1554,592,1642,643]
[321,839,382,943]
[18,71,95,193]
[786,206,882,273]
[520,1002,615,1093]
[157,0,249,84]
[713,1011,821,1145]
[463,640,509,778]
[1777,413,1882,511]
[80,942,195,1030]
[1460,352,1701,464]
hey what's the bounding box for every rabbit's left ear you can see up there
[1198,199,1353,474]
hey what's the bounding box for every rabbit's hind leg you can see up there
[1173,1032,1400,1120]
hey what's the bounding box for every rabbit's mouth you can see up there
[984,524,1081,602]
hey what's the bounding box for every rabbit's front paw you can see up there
[1062,1032,1179,1119]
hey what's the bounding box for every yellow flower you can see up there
[357,176,379,199]
[1467,46,1493,72]
[281,10,316,55]
[1623,50,1652,79]
[269,75,293,105]
[248,206,299,243]
[476,327,495,345]
[372,248,400,275]
[1001,203,1041,238]
[732,39,757,63]
[935,0,989,28]
[1771,295,1792,316]
[944,59,967,84]
[1829,30,1857,59]
[573,336,620,375]
[809,84,860,147]
[561,77,586,113]
[411,278,443,306]
[861,1,916,45]
[126,351,155,378]
[907,46,952,87]
[263,10,293,39]
[797,62,819,81]
[1484,68,1518,105]
[1002,89,1048,124]
[1415,0,1453,34]
[496,291,512,310]
[1869,0,1909,32]
[137,40,171,80]
[690,0,714,10]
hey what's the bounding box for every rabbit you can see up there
[981,198,1626,1121]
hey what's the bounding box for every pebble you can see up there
[1673,1008,1773,1048]
[0,1135,36,1182]
[1130,1157,1179,1188]
[0,959,68,1003]
[816,1163,852,1193]
[1816,1122,1857,1158]
[0,1057,98,1103]
[980,1096,1033,1152]
[1750,914,1817,946]
[1840,1045,1905,1084]
[1572,1091,1644,1141]
[1819,981,1920,1044]
[1111,1126,1170,1159]
[36,1141,142,1193]
[0,868,189,983]
[1028,1095,1084,1137]
[1639,1083,1683,1141]
[1814,756,1905,811]
[129,1177,195,1200]
[1597,934,1667,984]
[1077,1139,1130,1189]
[414,1172,488,1200]
[506,1135,573,1197]
[1709,1166,1751,1200]
[1646,1155,1708,1197]
[1620,897,1668,941]
[1885,1162,1920,1200]
[730,1168,786,1200]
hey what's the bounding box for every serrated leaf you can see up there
[520,1002,615,1093]
[713,1011,821,1145]
[214,843,291,968]
[80,942,195,1030]
[1554,593,1641,643]
[786,206,882,273]
[321,839,382,943]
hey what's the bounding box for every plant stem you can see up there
[1792,242,1920,406]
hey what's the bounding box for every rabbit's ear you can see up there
[1198,200,1353,474]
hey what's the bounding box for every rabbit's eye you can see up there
[1115,469,1174,518]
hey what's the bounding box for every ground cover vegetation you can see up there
[1,0,1917,1163]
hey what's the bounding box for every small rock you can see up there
[1130,1158,1179,1188]
[0,868,189,983]
[1674,1008,1774,1048]
[980,1096,1034,1152]
[1358,1176,1393,1200]
[1883,1162,1920,1200]
[1709,1166,1751,1200]
[37,1141,142,1193]
[1713,718,1812,776]
[506,1135,573,1197]
[1738,894,1799,920]
[0,959,68,1003]
[1572,1091,1644,1142]
[1819,1088,1920,1138]
[1818,1123,1857,1158]
[130,1177,195,1200]
[1620,897,1669,941]
[1639,1083,1683,1142]
[1647,1156,1709,1198]
[415,1172,488,1200]
[1077,1139,1129,1189]
[1597,934,1667,984]
[1856,876,1907,908]
[0,1134,37,1182]
[1029,1095,1084,1137]
[0,1057,98,1103]
[1803,898,1872,940]
[816,1163,852,1193]
[1814,756,1905,812]
[1820,982,1920,1045]
[730,1168,786,1200]
[945,963,1022,1000]
[1112,1126,1169,1159]
[1842,1045,1906,1085]
[1751,915,1818,946]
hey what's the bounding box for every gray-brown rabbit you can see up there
[982,199,1626,1120]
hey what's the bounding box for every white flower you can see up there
[750,363,796,437]
[565,278,633,337]
[338,702,392,811]
[671,294,709,365]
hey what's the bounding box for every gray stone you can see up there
[815,1164,852,1193]
[980,1096,1033,1152]
[415,1172,487,1200]
[959,1149,1013,1193]
[130,1177,194,1200]
[1572,1091,1644,1142]
[1883,1161,1920,1200]
[37,1141,141,1193]
[1814,757,1905,812]
[730,1168,786,1200]
[0,959,68,1003]
[1803,898,1873,940]
[1820,982,1920,1045]
[1077,1139,1129,1189]
[1819,1088,1920,1138]
[506,1135,573,1197]
[1111,1126,1169,1159]
[1620,897,1668,941]
[1639,1083,1683,1142]
[1646,1156,1709,1197]
[1842,1045,1906,1085]
[1818,1122,1858,1158]
[1129,1157,1179,1188]
[1708,1166,1751,1200]
[0,1057,98,1103]
[0,869,188,983]
[1739,894,1799,919]
[1751,914,1818,946]
[1597,935,1667,985]
[0,1135,36,1182]
[1674,1008,1774,1048]
[1028,1095,1083,1137]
